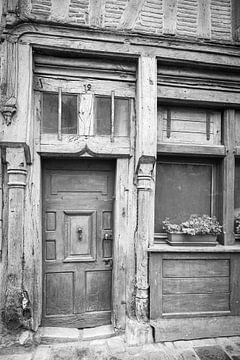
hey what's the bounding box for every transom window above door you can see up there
[41,91,131,138]
[34,53,136,142]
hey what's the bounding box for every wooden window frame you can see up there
[156,107,236,246]
[154,157,220,241]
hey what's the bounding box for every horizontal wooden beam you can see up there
[157,85,240,106]
[151,315,240,341]
[157,143,226,157]
[14,24,240,70]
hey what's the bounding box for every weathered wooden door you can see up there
[42,159,115,328]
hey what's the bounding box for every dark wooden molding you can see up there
[1,142,31,164]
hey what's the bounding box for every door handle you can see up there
[103,258,113,267]
[77,227,83,241]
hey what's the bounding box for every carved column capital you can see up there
[6,147,27,188]
[136,156,155,191]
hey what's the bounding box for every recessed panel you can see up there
[45,272,74,315]
[102,211,112,230]
[85,270,112,312]
[64,211,96,262]
[46,240,56,260]
[46,212,56,231]
[51,173,107,195]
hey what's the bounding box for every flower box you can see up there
[167,233,218,246]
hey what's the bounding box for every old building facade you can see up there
[1,0,240,343]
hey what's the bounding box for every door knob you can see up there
[77,227,83,240]
[103,258,113,267]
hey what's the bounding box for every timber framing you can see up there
[2,6,240,341]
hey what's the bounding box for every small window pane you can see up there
[114,98,130,136]
[62,94,77,134]
[155,161,213,233]
[95,96,111,135]
[42,93,58,133]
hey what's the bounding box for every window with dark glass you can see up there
[154,157,220,234]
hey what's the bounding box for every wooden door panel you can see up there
[64,210,96,262]
[45,272,74,315]
[85,270,112,312]
[42,160,115,328]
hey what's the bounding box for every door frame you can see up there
[37,156,134,331]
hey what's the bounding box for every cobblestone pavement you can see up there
[1,336,240,360]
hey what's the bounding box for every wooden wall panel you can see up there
[149,253,235,319]
[163,277,229,295]
[157,107,221,146]
[162,259,230,278]
[163,293,230,314]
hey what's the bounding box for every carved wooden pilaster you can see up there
[135,158,155,322]
[0,38,18,126]
[3,147,28,329]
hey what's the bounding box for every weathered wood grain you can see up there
[34,76,135,97]
[230,254,240,315]
[222,110,235,245]
[197,0,210,38]
[151,316,240,342]
[163,277,229,295]
[163,0,177,35]
[150,253,163,319]
[158,107,221,146]
[136,56,157,160]
[89,0,105,27]
[162,259,230,278]
[163,293,230,314]
[118,0,145,30]
[157,143,225,157]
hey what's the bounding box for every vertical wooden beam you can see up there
[113,158,134,330]
[89,0,105,27]
[230,253,240,315]
[136,56,157,161]
[197,0,211,39]
[163,0,178,35]
[111,90,115,142]
[149,253,163,320]
[4,147,27,329]
[223,109,235,245]
[135,56,157,322]
[0,148,2,255]
[58,87,62,141]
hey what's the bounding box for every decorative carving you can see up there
[1,97,17,126]
[135,156,155,322]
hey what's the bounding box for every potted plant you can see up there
[234,213,240,240]
[162,214,222,246]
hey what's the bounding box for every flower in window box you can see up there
[162,215,222,246]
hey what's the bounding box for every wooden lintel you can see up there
[157,143,226,157]
[10,23,240,71]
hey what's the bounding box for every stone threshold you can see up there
[38,324,115,344]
